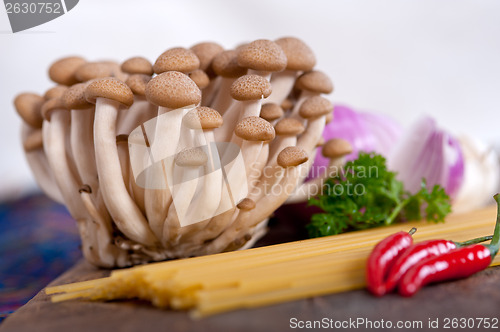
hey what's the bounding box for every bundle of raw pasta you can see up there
[46,206,500,318]
[15,38,341,267]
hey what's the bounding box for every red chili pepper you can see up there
[398,193,500,297]
[398,244,492,297]
[385,235,492,293]
[366,227,416,296]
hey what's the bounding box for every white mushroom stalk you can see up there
[201,147,309,254]
[286,138,352,204]
[210,50,247,114]
[86,77,159,247]
[144,71,202,240]
[190,42,224,106]
[21,124,64,204]
[40,97,102,266]
[265,37,316,105]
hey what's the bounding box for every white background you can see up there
[1,0,499,199]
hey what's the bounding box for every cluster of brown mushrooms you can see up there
[14,37,351,268]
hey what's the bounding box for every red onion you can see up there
[309,104,402,179]
[388,116,464,199]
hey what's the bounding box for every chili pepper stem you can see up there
[455,235,493,247]
[485,194,500,258]
[408,227,417,235]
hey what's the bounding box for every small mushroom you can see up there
[48,56,86,86]
[75,62,115,82]
[237,39,287,80]
[297,96,332,153]
[234,116,275,179]
[260,103,284,125]
[287,138,352,204]
[153,47,200,74]
[290,70,333,120]
[118,74,155,135]
[268,117,305,165]
[121,56,154,76]
[218,74,272,144]
[188,69,210,89]
[86,77,158,246]
[14,93,45,128]
[44,85,68,100]
[266,37,316,105]
[210,50,247,113]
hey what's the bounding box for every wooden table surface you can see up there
[2,209,500,332]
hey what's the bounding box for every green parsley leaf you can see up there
[307,152,452,238]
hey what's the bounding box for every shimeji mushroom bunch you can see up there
[15,37,349,268]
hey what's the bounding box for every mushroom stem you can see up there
[93,97,158,246]
[285,157,343,204]
[21,124,64,204]
[117,97,156,135]
[266,70,299,105]
[297,116,326,153]
[210,78,235,113]
[201,76,221,106]
[42,109,100,265]
[79,185,126,268]
[203,160,306,255]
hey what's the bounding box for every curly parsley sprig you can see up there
[307,152,451,238]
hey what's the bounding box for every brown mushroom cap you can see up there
[230,74,272,101]
[175,147,208,167]
[277,146,309,168]
[260,103,284,121]
[14,93,45,128]
[295,70,334,94]
[322,138,352,159]
[153,47,200,74]
[190,42,224,72]
[75,62,114,82]
[234,116,275,141]
[121,57,154,75]
[145,71,201,109]
[211,50,247,78]
[44,86,68,100]
[274,118,305,136]
[183,106,223,130]
[85,78,134,107]
[275,37,316,72]
[237,39,287,72]
[125,74,151,96]
[237,198,256,211]
[299,96,332,119]
[48,56,86,85]
[23,129,43,152]
[62,83,93,110]
[188,69,210,89]
[41,98,67,121]
[281,98,293,111]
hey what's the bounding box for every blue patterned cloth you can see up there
[0,193,82,322]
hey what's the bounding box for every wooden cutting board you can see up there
[2,206,500,332]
